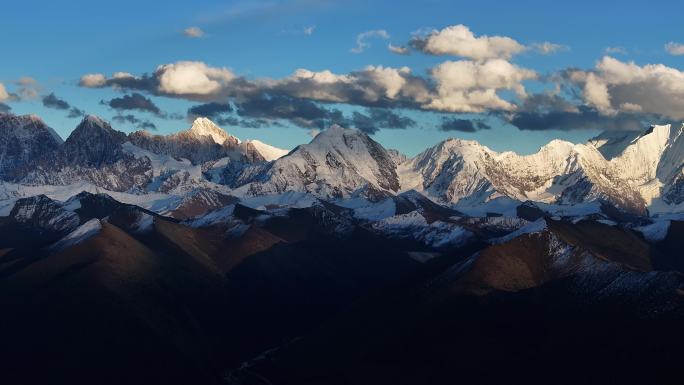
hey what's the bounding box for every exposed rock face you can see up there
[7,116,152,191]
[9,194,79,232]
[60,115,128,167]
[0,113,63,177]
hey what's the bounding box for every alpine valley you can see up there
[1,112,683,385]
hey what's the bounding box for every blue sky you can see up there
[2,0,684,156]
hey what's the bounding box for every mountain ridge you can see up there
[0,112,681,216]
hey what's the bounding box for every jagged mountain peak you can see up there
[188,117,238,145]
[0,113,64,176]
[68,115,122,139]
[0,112,63,144]
[61,115,128,167]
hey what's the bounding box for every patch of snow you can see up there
[240,191,319,209]
[185,205,236,227]
[407,251,440,263]
[50,218,102,251]
[635,220,671,242]
[342,197,396,221]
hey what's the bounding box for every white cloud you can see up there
[16,77,37,86]
[425,59,537,112]
[570,56,684,119]
[79,58,536,115]
[183,27,205,38]
[531,42,568,54]
[0,83,9,101]
[410,24,526,60]
[11,77,41,100]
[351,30,390,53]
[155,61,235,96]
[665,42,684,56]
[582,72,613,114]
[388,43,409,55]
[79,73,107,88]
[280,65,428,104]
[303,26,315,35]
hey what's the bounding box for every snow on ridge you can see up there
[492,218,548,244]
[189,117,236,145]
[50,218,102,251]
[245,139,289,161]
[372,210,473,248]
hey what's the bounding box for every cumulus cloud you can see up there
[426,58,537,112]
[509,106,647,131]
[665,42,684,56]
[68,107,85,118]
[81,62,238,101]
[567,56,684,120]
[183,27,205,38]
[39,92,85,118]
[440,117,491,132]
[351,30,390,53]
[42,93,71,110]
[0,83,9,101]
[78,59,536,127]
[236,94,341,128]
[303,26,315,35]
[531,42,568,54]
[112,114,157,130]
[187,102,233,121]
[388,43,410,55]
[350,108,416,134]
[156,61,236,97]
[501,91,650,131]
[409,24,526,60]
[138,121,158,130]
[273,65,432,108]
[13,77,41,100]
[103,93,164,116]
[79,73,107,87]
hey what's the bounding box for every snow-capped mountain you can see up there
[399,124,683,215]
[233,125,401,200]
[0,113,63,177]
[0,112,682,217]
[128,117,264,165]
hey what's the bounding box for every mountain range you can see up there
[1,111,683,384]
[1,112,682,217]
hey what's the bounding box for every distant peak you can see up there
[28,114,43,122]
[84,115,106,126]
[189,117,236,144]
[315,125,361,140]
